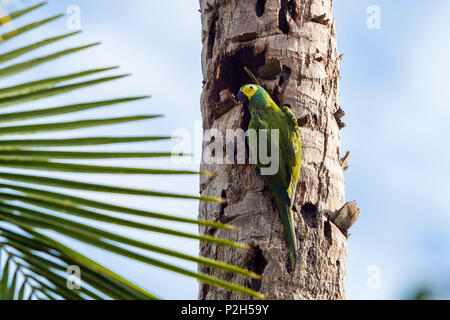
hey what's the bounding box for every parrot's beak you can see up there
[237,90,248,104]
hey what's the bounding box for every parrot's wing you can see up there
[248,114,266,169]
[281,106,302,209]
[249,113,290,188]
[281,106,299,128]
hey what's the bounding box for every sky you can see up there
[0,0,449,299]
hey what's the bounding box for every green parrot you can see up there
[237,84,302,270]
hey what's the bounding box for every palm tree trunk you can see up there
[198,0,356,300]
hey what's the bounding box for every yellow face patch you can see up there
[241,84,258,100]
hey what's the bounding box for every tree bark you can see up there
[198,0,353,300]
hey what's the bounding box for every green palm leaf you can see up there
[0,1,264,300]
[0,31,80,64]
[0,136,173,148]
[0,2,47,25]
[0,43,100,79]
[0,13,63,43]
[0,96,149,123]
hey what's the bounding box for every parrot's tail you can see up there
[273,190,297,271]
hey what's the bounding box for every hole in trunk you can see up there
[211,46,266,104]
[219,190,227,222]
[297,115,310,128]
[207,16,218,60]
[301,202,318,228]
[272,85,281,106]
[255,0,266,17]
[246,245,267,292]
[278,0,290,34]
[200,284,209,300]
[324,219,332,244]
[278,65,292,87]
[288,0,299,21]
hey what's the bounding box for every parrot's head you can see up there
[237,84,261,105]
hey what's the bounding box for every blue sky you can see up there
[0,0,449,299]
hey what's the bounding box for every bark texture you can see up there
[198,0,350,300]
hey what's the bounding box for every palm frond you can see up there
[0,1,264,300]
[0,2,47,25]
[0,13,64,43]
[0,67,119,100]
[0,31,81,64]
[0,136,173,148]
[0,43,100,79]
